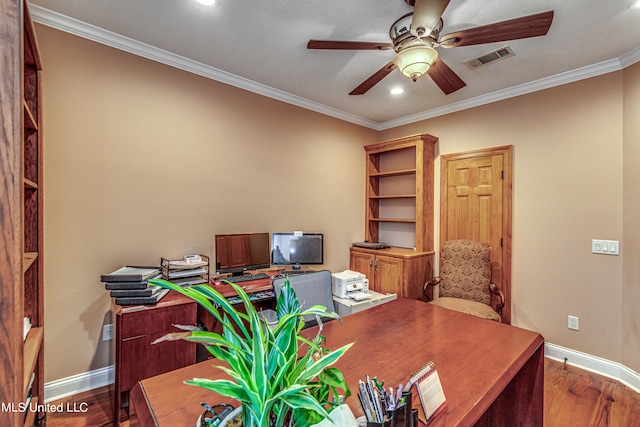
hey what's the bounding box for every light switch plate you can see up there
[592,239,619,255]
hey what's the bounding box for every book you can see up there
[101,266,160,282]
[110,287,154,298]
[23,317,31,341]
[114,287,170,306]
[407,361,446,423]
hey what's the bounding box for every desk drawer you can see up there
[119,300,196,339]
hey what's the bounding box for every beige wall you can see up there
[38,21,640,383]
[380,73,632,370]
[622,61,640,372]
[38,25,378,382]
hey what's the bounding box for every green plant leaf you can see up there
[298,342,354,384]
[185,378,251,402]
[275,387,332,420]
[276,279,301,319]
[156,276,355,427]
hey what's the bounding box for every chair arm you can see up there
[423,277,441,301]
[489,283,505,313]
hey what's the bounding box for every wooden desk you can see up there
[114,291,197,425]
[131,298,544,427]
[197,278,276,333]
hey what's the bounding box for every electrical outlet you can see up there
[568,315,579,331]
[103,324,114,341]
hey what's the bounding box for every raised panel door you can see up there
[441,146,512,323]
[374,255,403,295]
[350,251,374,288]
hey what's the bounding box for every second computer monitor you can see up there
[271,232,324,269]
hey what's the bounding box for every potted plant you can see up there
[149,277,354,427]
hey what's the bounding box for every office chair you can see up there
[424,239,505,322]
[272,270,337,328]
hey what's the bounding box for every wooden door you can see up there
[440,146,513,323]
[374,255,403,295]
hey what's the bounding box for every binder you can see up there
[109,287,154,298]
[114,287,170,306]
[104,280,150,290]
[100,266,160,282]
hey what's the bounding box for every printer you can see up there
[331,270,370,301]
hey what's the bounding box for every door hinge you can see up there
[500,238,503,247]
[501,170,504,179]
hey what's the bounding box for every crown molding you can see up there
[31,5,640,132]
[379,53,639,130]
[29,5,380,130]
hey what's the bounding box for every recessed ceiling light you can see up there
[196,0,217,6]
[390,87,405,95]
[630,0,640,9]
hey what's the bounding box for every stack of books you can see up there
[101,266,167,305]
[161,255,209,287]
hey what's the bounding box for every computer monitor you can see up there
[271,232,324,269]
[214,232,271,275]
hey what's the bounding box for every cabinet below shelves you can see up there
[350,246,434,300]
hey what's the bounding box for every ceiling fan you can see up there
[307,0,554,95]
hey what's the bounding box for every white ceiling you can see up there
[30,0,640,130]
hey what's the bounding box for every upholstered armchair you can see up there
[424,239,505,322]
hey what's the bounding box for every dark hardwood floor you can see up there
[46,358,640,426]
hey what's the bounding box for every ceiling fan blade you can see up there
[427,58,466,95]
[307,40,393,50]
[411,0,450,38]
[440,10,554,48]
[349,61,397,95]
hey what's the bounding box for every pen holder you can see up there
[385,389,412,427]
[366,414,394,427]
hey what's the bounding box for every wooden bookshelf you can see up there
[0,1,45,425]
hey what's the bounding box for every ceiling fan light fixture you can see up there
[394,44,438,81]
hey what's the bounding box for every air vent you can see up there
[464,46,516,69]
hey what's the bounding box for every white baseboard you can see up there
[545,342,640,393]
[44,365,114,403]
[43,345,640,402]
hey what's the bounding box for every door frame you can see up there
[440,145,513,324]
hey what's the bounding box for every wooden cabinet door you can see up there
[374,255,403,295]
[350,251,375,287]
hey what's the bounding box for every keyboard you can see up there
[224,273,270,283]
[227,290,275,305]
[280,270,312,276]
